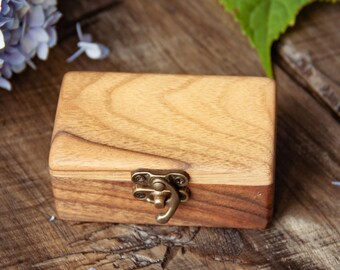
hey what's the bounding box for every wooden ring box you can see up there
[49,72,276,228]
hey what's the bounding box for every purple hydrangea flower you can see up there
[0,0,61,90]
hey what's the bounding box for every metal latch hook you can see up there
[131,170,190,224]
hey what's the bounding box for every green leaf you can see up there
[220,0,314,77]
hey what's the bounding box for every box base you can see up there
[52,177,273,228]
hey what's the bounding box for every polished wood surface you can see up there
[0,0,339,269]
[50,73,275,186]
[49,72,275,227]
[52,177,273,228]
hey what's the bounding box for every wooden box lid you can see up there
[49,72,276,228]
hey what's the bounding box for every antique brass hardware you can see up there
[131,169,190,224]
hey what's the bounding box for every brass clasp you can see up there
[131,169,190,224]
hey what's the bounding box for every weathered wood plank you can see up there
[277,3,340,118]
[57,0,122,41]
[58,0,121,27]
[0,0,339,269]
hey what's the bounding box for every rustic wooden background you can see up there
[0,0,339,269]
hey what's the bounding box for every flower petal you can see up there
[11,0,29,11]
[2,63,12,78]
[82,33,92,43]
[45,6,57,17]
[37,42,49,60]
[79,42,102,59]
[4,48,26,66]
[97,44,110,59]
[44,11,62,27]
[12,62,27,73]
[47,27,57,47]
[29,28,49,42]
[78,42,110,60]
[0,77,12,91]
[0,17,14,28]
[28,5,45,27]
[1,1,10,15]
[66,48,84,63]
[0,30,4,49]
[9,28,21,45]
[21,33,38,54]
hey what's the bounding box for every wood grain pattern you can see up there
[50,72,276,186]
[49,72,275,227]
[0,0,339,269]
[52,177,273,228]
[277,3,340,118]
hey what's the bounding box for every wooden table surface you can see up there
[0,1,339,269]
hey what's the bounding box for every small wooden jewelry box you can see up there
[49,72,276,229]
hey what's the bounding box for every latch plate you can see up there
[131,169,190,224]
